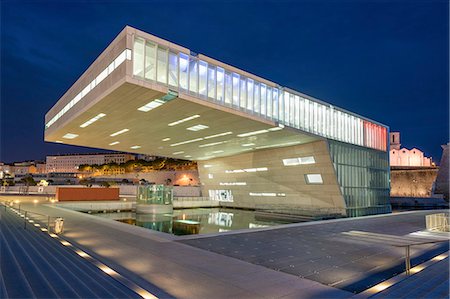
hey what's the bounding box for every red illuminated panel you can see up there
[363,121,387,151]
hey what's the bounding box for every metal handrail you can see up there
[255,204,345,217]
[2,201,64,234]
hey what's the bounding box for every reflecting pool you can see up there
[93,208,301,235]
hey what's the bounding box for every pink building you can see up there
[389,132,432,167]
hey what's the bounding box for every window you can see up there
[282,156,315,166]
[305,174,323,184]
[232,73,240,106]
[199,61,207,96]
[156,47,168,83]
[216,67,224,102]
[133,38,144,77]
[224,71,232,105]
[207,66,216,99]
[144,41,156,80]
[179,53,189,90]
[168,52,178,86]
[246,79,254,111]
[189,58,198,93]
[208,190,233,202]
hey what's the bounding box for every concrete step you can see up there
[0,206,139,298]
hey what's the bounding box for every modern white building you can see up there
[44,26,390,217]
[46,153,136,173]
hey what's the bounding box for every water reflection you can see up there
[94,208,298,236]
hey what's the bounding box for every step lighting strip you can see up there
[6,206,158,299]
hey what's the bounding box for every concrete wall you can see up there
[390,168,439,197]
[198,140,346,215]
[56,187,120,201]
[1,184,201,199]
[94,170,200,186]
[435,143,449,200]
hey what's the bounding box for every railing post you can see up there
[18,204,21,213]
[47,216,51,232]
[405,245,411,275]
[24,211,27,229]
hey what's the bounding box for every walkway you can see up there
[0,205,140,298]
[3,198,352,299]
[371,257,449,298]
[180,210,449,293]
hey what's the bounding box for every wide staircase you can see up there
[0,205,141,298]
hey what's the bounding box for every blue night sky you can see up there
[1,0,448,163]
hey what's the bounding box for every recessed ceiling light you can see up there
[62,133,79,139]
[109,141,120,146]
[184,155,192,158]
[186,124,209,131]
[212,150,224,154]
[204,131,232,139]
[168,115,200,126]
[80,113,106,128]
[199,141,227,148]
[170,138,203,147]
[130,145,141,149]
[237,130,268,137]
[55,140,63,143]
[242,143,255,147]
[162,138,171,141]
[137,99,165,112]
[173,151,184,155]
[110,129,129,137]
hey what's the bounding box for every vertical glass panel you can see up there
[207,66,216,99]
[224,71,232,105]
[144,41,156,80]
[189,58,198,93]
[294,95,300,128]
[304,99,310,131]
[239,78,246,109]
[313,102,318,133]
[289,94,295,127]
[216,67,224,102]
[133,37,144,77]
[168,52,178,87]
[272,89,279,120]
[179,53,189,90]
[299,97,305,129]
[156,46,168,84]
[266,87,272,119]
[260,84,267,117]
[279,90,284,123]
[199,61,207,97]
[253,82,260,114]
[246,79,254,111]
[232,73,240,106]
[284,91,289,124]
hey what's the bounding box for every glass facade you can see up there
[137,185,173,205]
[131,36,387,152]
[46,49,132,129]
[329,140,391,217]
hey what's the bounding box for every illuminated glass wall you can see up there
[132,36,387,152]
[329,140,391,217]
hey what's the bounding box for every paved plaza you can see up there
[180,210,449,293]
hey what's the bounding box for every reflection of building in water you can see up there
[389,132,432,167]
[208,212,234,227]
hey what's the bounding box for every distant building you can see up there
[389,132,432,167]
[46,153,136,173]
[0,161,48,181]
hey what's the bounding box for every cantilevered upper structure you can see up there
[45,26,390,217]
